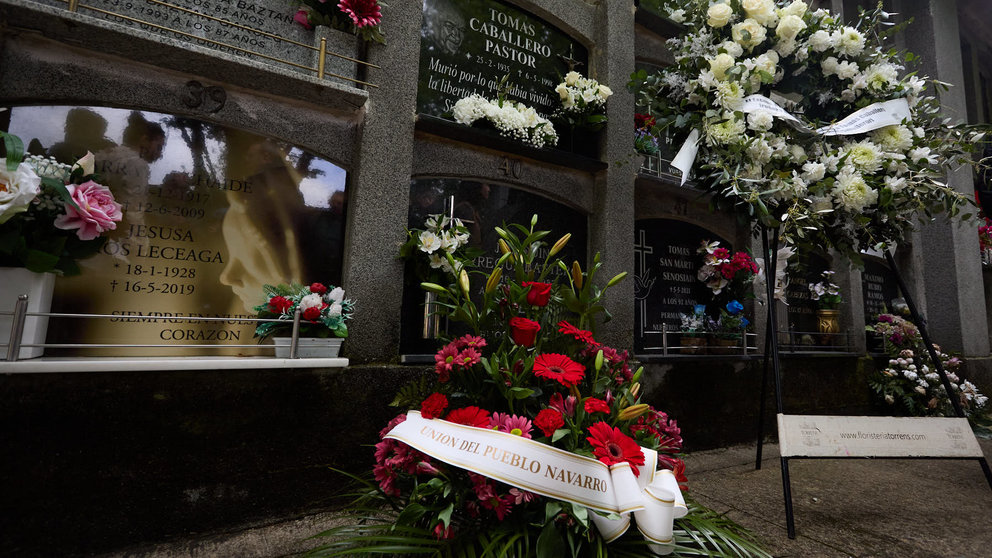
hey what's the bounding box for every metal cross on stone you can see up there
[633,229,655,331]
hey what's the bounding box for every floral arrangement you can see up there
[980,224,992,251]
[696,239,759,298]
[0,132,122,275]
[713,300,750,339]
[868,314,988,418]
[253,282,353,340]
[453,94,558,149]
[310,218,769,557]
[678,304,711,334]
[628,1,988,262]
[808,270,841,309]
[400,213,475,277]
[292,0,385,44]
[553,71,613,131]
[635,113,660,155]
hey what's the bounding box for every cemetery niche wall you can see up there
[633,218,729,355]
[861,255,901,352]
[3,105,348,356]
[401,178,587,357]
[782,251,833,349]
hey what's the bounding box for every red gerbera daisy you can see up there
[586,421,645,476]
[533,353,585,387]
[337,0,382,28]
[557,320,598,346]
[445,406,491,428]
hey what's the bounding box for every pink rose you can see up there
[53,180,122,241]
[293,8,313,29]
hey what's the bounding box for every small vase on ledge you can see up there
[816,309,840,345]
[0,267,56,360]
[272,337,343,358]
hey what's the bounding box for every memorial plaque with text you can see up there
[634,219,728,353]
[784,252,830,336]
[861,256,900,321]
[5,105,348,356]
[418,0,588,118]
[401,179,587,355]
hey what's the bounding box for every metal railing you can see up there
[52,0,379,88]
[640,324,758,356]
[778,328,854,353]
[2,293,314,361]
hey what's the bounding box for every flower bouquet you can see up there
[980,225,992,265]
[0,132,123,275]
[628,1,989,262]
[710,300,750,354]
[553,71,613,131]
[292,0,385,44]
[808,270,841,310]
[677,304,711,354]
[308,218,769,556]
[253,283,353,357]
[868,314,988,418]
[635,113,661,156]
[452,90,559,149]
[696,240,758,301]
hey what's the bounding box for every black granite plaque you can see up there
[633,219,729,353]
[861,256,900,321]
[784,251,830,336]
[401,178,588,355]
[418,0,588,118]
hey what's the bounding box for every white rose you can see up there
[732,18,767,49]
[755,51,778,75]
[564,71,581,86]
[555,83,569,101]
[778,0,807,18]
[598,85,613,99]
[742,0,776,26]
[0,160,42,225]
[720,40,744,58]
[775,14,806,40]
[707,3,734,28]
[708,53,736,80]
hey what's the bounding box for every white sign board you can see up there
[778,414,985,458]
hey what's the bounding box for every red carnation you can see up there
[337,0,382,28]
[558,320,598,346]
[445,406,491,428]
[509,316,540,347]
[534,408,564,437]
[533,353,585,387]
[586,421,645,476]
[268,295,293,314]
[309,282,328,294]
[522,281,552,307]
[420,393,449,420]
[584,397,611,415]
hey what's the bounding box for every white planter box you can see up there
[0,268,56,360]
[272,337,343,358]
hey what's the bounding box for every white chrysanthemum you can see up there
[748,137,773,163]
[864,63,899,92]
[697,69,719,91]
[821,56,839,76]
[715,80,745,110]
[834,26,865,56]
[872,125,915,153]
[835,60,859,80]
[720,40,744,58]
[709,53,736,80]
[299,293,324,312]
[776,14,806,40]
[832,166,877,211]
[707,2,734,28]
[802,161,826,182]
[704,113,747,146]
[742,0,777,26]
[809,30,833,52]
[884,175,907,192]
[732,18,767,49]
[844,140,884,172]
[748,110,774,132]
[419,230,442,253]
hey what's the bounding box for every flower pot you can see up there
[0,267,56,360]
[709,336,741,355]
[816,309,841,345]
[679,334,707,354]
[272,337,343,358]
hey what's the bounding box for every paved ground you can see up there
[102,438,992,558]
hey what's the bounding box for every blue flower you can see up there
[726,300,744,315]
[694,304,707,315]
[741,317,750,328]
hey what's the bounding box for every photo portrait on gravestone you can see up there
[3,105,348,356]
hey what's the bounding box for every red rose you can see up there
[309,282,328,294]
[584,398,611,415]
[420,392,449,420]
[301,305,324,322]
[522,281,552,307]
[268,295,293,314]
[509,317,541,347]
[534,408,564,437]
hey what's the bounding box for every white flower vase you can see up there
[272,336,343,358]
[0,267,56,360]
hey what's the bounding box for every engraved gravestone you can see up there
[418,0,588,118]
[401,178,587,356]
[861,255,900,321]
[5,105,348,355]
[634,219,728,354]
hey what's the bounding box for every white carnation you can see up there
[835,60,860,80]
[327,302,343,317]
[748,110,774,132]
[668,8,686,23]
[809,30,833,52]
[832,166,877,212]
[801,161,826,182]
